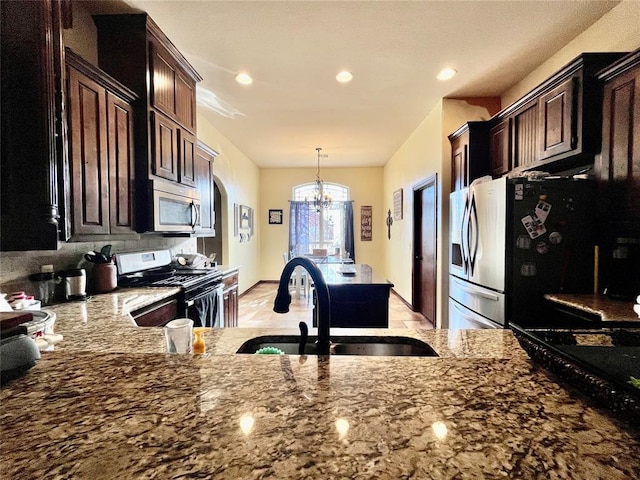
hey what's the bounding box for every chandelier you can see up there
[310,147,332,212]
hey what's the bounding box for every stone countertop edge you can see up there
[2,288,640,479]
[545,293,639,322]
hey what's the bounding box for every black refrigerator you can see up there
[506,177,596,326]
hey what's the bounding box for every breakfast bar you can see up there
[313,263,394,328]
[1,290,640,479]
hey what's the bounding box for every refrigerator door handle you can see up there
[450,300,500,329]
[467,193,479,275]
[451,277,501,302]
[461,196,471,274]
[468,194,479,275]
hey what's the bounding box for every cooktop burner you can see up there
[118,267,222,289]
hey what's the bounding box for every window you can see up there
[289,183,353,258]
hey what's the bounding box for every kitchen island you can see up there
[1,290,640,479]
[313,263,394,328]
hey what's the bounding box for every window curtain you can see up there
[288,201,311,257]
[288,200,355,261]
[343,201,355,262]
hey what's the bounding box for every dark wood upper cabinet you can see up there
[537,77,576,160]
[1,0,66,250]
[448,121,490,191]
[151,111,179,183]
[66,49,137,238]
[195,142,218,236]
[94,14,202,232]
[596,48,640,236]
[489,118,511,176]
[512,100,539,169]
[67,61,110,235]
[179,130,197,187]
[107,91,136,234]
[501,53,626,174]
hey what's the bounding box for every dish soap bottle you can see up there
[193,327,206,354]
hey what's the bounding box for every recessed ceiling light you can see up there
[235,72,253,85]
[336,71,353,83]
[437,67,457,81]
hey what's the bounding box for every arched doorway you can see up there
[198,176,228,266]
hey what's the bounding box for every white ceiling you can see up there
[111,0,618,168]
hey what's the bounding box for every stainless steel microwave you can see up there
[152,180,201,233]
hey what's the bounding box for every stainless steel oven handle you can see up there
[187,284,221,306]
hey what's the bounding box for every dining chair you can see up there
[283,253,309,298]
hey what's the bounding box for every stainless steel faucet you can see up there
[273,257,331,355]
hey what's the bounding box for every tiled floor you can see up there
[238,282,434,329]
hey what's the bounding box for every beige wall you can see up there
[259,167,384,281]
[382,99,496,328]
[197,115,261,294]
[503,1,640,106]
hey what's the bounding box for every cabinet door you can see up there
[67,66,110,235]
[538,77,576,160]
[107,92,136,234]
[450,133,468,191]
[513,101,538,169]
[150,43,176,119]
[195,143,217,235]
[178,129,197,187]
[489,119,510,176]
[224,286,238,327]
[598,66,640,228]
[175,71,196,132]
[151,112,179,182]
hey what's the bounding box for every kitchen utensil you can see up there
[61,269,87,301]
[163,318,193,354]
[93,262,117,293]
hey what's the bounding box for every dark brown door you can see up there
[413,174,437,325]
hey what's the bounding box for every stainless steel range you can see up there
[116,250,224,328]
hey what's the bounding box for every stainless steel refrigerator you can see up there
[448,176,596,329]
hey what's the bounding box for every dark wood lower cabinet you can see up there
[131,296,178,327]
[222,270,239,328]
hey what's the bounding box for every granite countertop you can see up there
[545,293,639,322]
[317,263,392,286]
[1,290,640,479]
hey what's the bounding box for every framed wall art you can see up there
[235,203,254,239]
[360,205,372,241]
[269,209,283,225]
[393,188,403,220]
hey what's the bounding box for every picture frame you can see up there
[269,209,283,225]
[393,189,403,220]
[235,203,254,239]
[360,206,372,241]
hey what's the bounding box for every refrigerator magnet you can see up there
[549,232,563,244]
[536,241,549,254]
[535,201,551,223]
[516,235,532,249]
[521,213,547,239]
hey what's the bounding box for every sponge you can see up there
[255,347,285,355]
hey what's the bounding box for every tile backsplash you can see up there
[0,236,196,301]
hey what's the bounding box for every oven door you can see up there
[185,283,224,328]
[152,181,201,233]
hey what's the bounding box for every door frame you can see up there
[411,173,438,319]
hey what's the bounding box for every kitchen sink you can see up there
[236,335,439,357]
